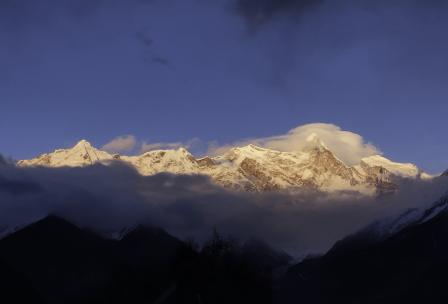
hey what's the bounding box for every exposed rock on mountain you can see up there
[17,137,429,195]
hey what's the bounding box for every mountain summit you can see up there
[303,133,328,151]
[17,140,428,195]
[18,140,114,168]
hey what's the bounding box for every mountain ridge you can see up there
[0,214,286,304]
[277,193,448,304]
[17,139,429,195]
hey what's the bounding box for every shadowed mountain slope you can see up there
[0,216,288,304]
[277,195,448,304]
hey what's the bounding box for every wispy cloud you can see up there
[102,135,137,153]
[140,138,200,153]
[101,135,201,155]
[0,155,446,255]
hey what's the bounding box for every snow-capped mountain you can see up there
[361,194,448,241]
[18,140,115,167]
[17,136,428,195]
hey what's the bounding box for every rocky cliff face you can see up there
[17,139,428,195]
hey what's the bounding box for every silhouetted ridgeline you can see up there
[3,193,448,303]
[0,216,289,304]
[277,195,448,304]
[1,161,448,303]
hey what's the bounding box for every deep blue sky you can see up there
[1,0,447,173]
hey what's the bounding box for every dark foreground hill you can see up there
[4,194,448,304]
[0,216,289,304]
[277,195,448,304]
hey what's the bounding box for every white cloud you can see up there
[140,141,183,152]
[208,123,381,165]
[140,138,200,153]
[102,135,137,153]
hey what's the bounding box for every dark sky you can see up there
[1,0,447,173]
